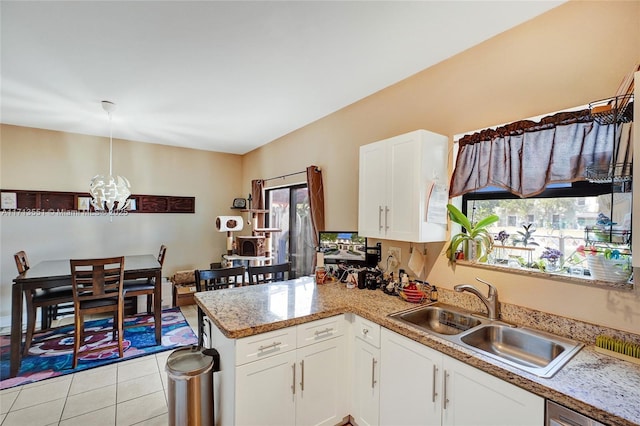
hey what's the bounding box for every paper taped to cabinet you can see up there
[425,181,447,224]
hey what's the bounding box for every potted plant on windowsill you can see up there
[445,204,499,263]
[572,245,633,283]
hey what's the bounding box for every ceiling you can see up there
[1,1,564,155]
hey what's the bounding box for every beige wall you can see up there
[0,124,243,324]
[242,1,640,333]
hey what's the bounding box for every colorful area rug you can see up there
[0,307,198,390]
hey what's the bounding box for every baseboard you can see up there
[0,313,28,331]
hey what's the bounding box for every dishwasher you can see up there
[546,401,605,426]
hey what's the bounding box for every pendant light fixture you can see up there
[89,100,132,212]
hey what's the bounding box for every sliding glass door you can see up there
[266,184,315,278]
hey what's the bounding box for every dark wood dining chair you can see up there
[194,266,246,346]
[15,250,75,356]
[248,262,291,285]
[70,256,126,369]
[122,245,166,314]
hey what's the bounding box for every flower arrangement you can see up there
[540,247,563,262]
[540,247,563,272]
[494,230,510,245]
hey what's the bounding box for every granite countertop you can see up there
[195,276,640,426]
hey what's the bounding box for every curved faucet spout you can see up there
[454,278,500,321]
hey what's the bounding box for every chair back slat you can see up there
[70,257,125,304]
[248,262,291,285]
[14,250,30,274]
[195,266,246,291]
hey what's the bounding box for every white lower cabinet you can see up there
[296,337,346,425]
[352,316,381,426]
[213,315,347,426]
[379,328,544,426]
[380,328,442,425]
[236,350,297,426]
[212,316,543,426]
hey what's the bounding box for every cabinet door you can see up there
[385,133,421,241]
[352,338,380,426]
[296,336,347,426]
[442,356,544,426]
[380,329,442,425]
[235,350,297,426]
[359,140,388,238]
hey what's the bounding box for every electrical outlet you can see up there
[388,246,401,264]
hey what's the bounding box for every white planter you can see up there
[586,256,632,283]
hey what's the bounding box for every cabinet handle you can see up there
[258,341,282,352]
[443,370,449,410]
[378,206,384,232]
[292,363,296,395]
[432,365,438,403]
[384,206,390,231]
[362,328,369,335]
[371,358,377,388]
[300,360,305,391]
[314,327,333,336]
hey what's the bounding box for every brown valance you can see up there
[457,109,592,147]
[450,108,632,198]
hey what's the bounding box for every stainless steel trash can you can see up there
[166,346,219,426]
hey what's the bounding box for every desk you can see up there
[10,254,162,378]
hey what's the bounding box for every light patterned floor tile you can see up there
[2,398,65,426]
[61,383,116,420]
[0,389,19,415]
[59,405,116,426]
[116,390,167,426]
[117,356,160,383]
[11,376,71,410]
[69,363,118,395]
[22,373,72,390]
[117,372,163,403]
[131,412,168,426]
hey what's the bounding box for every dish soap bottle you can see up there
[429,285,438,302]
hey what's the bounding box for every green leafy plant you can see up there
[512,224,539,247]
[445,204,499,262]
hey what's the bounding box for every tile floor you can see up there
[0,305,200,426]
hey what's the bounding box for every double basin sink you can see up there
[389,303,583,378]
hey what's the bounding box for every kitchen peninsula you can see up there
[195,277,640,426]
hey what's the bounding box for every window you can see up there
[451,102,633,285]
[462,180,632,280]
[265,184,315,278]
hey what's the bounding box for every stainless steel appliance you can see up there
[546,401,605,426]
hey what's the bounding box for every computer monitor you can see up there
[318,231,367,266]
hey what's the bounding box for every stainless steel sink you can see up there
[389,303,583,378]
[460,324,583,377]
[389,303,482,335]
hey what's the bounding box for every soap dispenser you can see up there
[429,285,438,302]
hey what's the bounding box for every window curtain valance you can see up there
[449,108,632,198]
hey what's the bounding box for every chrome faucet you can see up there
[454,278,500,321]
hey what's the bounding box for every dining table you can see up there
[9,254,162,378]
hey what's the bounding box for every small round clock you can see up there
[232,198,246,209]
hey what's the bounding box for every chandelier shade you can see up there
[89,101,132,212]
[90,174,131,211]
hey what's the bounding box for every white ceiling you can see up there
[1,1,563,155]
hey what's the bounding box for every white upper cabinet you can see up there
[359,129,449,242]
